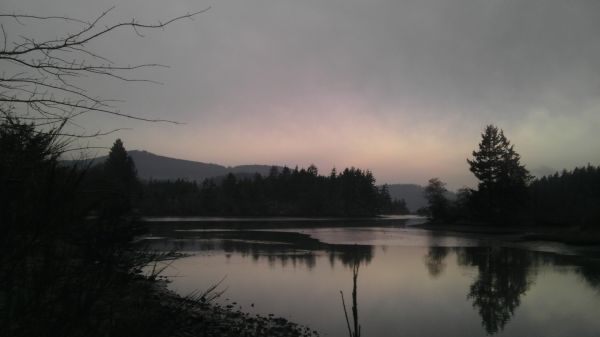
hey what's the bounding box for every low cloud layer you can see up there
[4,0,600,189]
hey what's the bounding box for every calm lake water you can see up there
[143,218,600,337]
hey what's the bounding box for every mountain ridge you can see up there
[68,150,279,182]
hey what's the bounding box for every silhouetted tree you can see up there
[90,139,142,249]
[467,125,531,222]
[136,165,389,217]
[307,164,319,176]
[105,139,137,188]
[424,178,449,221]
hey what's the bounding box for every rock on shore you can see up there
[154,281,320,337]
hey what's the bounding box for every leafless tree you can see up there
[0,6,209,142]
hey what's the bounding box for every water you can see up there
[143,219,600,337]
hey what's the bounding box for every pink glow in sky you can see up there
[4,0,600,189]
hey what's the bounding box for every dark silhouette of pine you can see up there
[137,166,404,217]
[467,125,531,222]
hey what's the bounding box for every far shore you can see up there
[141,215,600,247]
[141,214,423,222]
[415,221,600,247]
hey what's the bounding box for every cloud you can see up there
[4,0,600,188]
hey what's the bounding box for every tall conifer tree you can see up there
[467,125,531,221]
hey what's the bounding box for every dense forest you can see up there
[424,125,600,229]
[529,165,600,227]
[135,166,408,217]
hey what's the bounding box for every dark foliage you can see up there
[427,123,598,229]
[0,121,176,337]
[448,164,600,228]
[137,167,406,217]
[529,165,600,228]
[423,178,449,221]
[467,125,531,222]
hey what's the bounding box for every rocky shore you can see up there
[153,281,320,337]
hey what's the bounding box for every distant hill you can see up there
[384,184,427,212]
[68,151,458,211]
[68,150,278,182]
[384,183,456,212]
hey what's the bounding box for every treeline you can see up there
[529,165,600,227]
[424,125,600,229]
[136,166,408,217]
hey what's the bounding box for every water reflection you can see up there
[577,263,600,290]
[458,247,533,335]
[424,246,450,278]
[423,244,600,335]
[144,230,373,270]
[142,227,600,337]
[423,242,532,335]
[423,245,535,334]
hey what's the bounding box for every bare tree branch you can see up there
[0,6,208,141]
[0,7,210,56]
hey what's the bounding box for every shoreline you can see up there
[152,280,319,337]
[414,221,600,247]
[141,214,422,223]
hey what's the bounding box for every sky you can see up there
[3,0,600,189]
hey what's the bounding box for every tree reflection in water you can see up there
[424,246,449,278]
[577,263,600,291]
[146,228,600,336]
[423,245,600,335]
[143,230,374,269]
[458,247,533,335]
[424,246,534,335]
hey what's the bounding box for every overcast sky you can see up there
[4,0,600,189]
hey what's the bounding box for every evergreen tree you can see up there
[104,139,137,189]
[467,125,531,221]
[98,139,141,245]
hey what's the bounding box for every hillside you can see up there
[70,150,278,182]
[385,183,456,212]
[385,184,427,212]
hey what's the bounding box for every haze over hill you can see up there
[79,150,278,182]
[385,184,427,212]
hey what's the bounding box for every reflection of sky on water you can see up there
[144,226,600,337]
